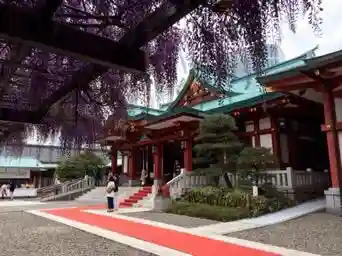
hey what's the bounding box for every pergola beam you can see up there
[35,0,63,20]
[0,0,204,128]
[0,4,146,72]
[120,0,206,48]
[29,0,204,121]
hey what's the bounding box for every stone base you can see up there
[151,196,171,211]
[324,187,342,215]
[151,179,162,195]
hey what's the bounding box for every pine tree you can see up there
[193,114,243,187]
[237,147,278,187]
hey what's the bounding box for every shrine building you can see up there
[101,46,336,210]
[258,48,342,214]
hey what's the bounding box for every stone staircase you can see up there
[119,186,153,207]
[37,177,96,202]
[76,186,153,208]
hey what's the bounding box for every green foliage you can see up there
[174,186,294,221]
[237,147,278,186]
[166,201,250,222]
[56,151,106,181]
[193,114,243,186]
[184,186,248,207]
[249,195,295,217]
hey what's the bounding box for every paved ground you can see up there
[121,211,219,228]
[0,200,101,213]
[0,199,332,256]
[0,211,155,256]
[229,212,342,256]
[32,205,312,256]
[0,201,155,256]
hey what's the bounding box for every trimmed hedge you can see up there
[166,201,250,222]
[184,186,248,207]
[174,186,295,220]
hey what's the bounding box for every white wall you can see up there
[0,145,109,164]
[334,98,342,122]
[245,119,273,152]
[260,134,273,152]
[259,117,271,129]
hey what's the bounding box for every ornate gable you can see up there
[176,80,224,107]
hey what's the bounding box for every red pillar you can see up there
[153,143,163,182]
[253,119,260,147]
[128,147,137,181]
[323,88,341,188]
[111,147,117,175]
[183,138,193,172]
[271,117,281,164]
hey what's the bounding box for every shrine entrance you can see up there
[163,141,183,183]
[103,110,203,186]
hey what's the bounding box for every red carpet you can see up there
[44,207,279,256]
[120,186,152,207]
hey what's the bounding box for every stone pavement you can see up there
[189,198,325,234]
[27,204,319,256]
[1,199,333,256]
[0,211,154,256]
[230,212,342,256]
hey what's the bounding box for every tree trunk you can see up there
[223,173,233,188]
[223,151,233,188]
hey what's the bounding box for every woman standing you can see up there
[106,176,116,212]
[0,183,7,199]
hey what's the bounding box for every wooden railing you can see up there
[225,167,330,191]
[37,177,96,200]
[166,171,210,199]
[166,167,330,200]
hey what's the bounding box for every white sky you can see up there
[27,0,340,145]
[280,0,342,58]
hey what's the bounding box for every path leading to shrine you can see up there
[28,205,319,256]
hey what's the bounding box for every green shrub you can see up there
[184,186,247,207]
[249,196,269,217]
[178,186,295,220]
[249,195,295,217]
[166,201,250,222]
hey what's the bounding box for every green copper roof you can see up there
[0,156,45,169]
[159,102,171,110]
[207,92,283,113]
[257,46,341,86]
[305,48,342,67]
[147,107,205,124]
[124,47,318,122]
[166,69,241,111]
[127,104,165,116]
[189,46,318,112]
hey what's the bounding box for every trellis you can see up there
[0,0,203,146]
